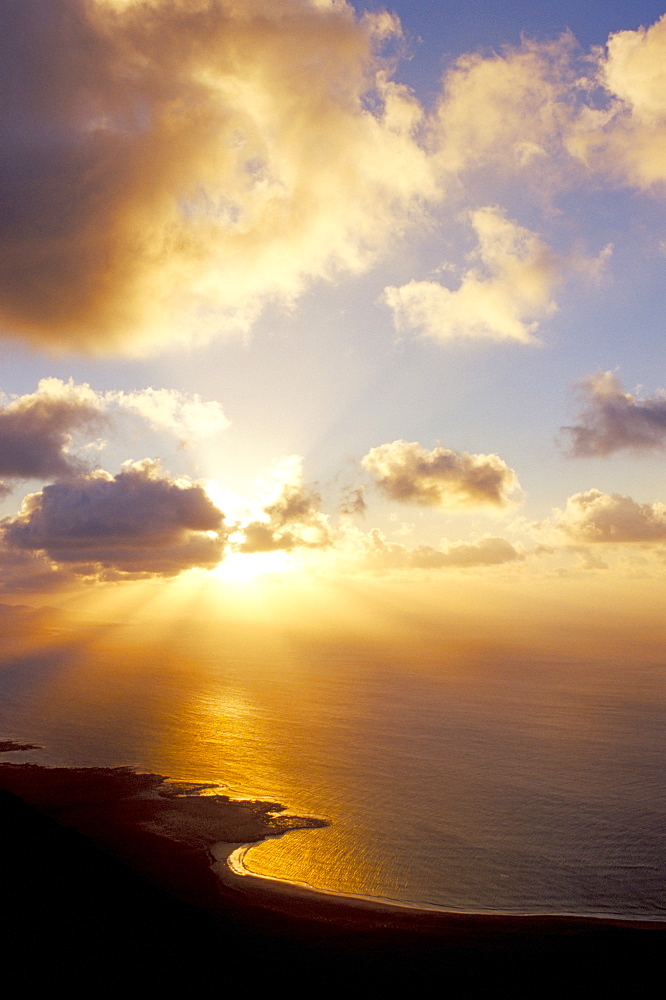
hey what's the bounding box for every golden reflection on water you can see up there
[14,596,414,898]
[244,825,400,899]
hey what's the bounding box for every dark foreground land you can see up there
[0,756,662,995]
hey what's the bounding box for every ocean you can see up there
[0,617,664,919]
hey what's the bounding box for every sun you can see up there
[208,549,297,586]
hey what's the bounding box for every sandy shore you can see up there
[0,751,663,992]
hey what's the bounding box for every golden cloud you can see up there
[0,0,436,354]
[1,3,664,358]
[554,489,666,543]
[235,457,331,553]
[360,529,524,570]
[362,439,521,509]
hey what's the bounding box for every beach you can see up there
[0,749,662,993]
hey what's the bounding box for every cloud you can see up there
[384,208,559,343]
[0,0,435,354]
[568,15,666,191]
[110,388,230,440]
[1,459,225,577]
[554,490,666,543]
[237,478,331,553]
[2,5,663,357]
[0,379,230,477]
[361,529,523,570]
[0,377,105,479]
[2,5,664,358]
[433,34,580,184]
[571,546,609,571]
[432,16,666,194]
[0,542,76,594]
[561,371,666,456]
[339,485,366,516]
[362,439,521,509]
[602,16,666,125]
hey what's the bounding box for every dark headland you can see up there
[0,745,662,994]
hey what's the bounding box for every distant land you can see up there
[0,601,124,636]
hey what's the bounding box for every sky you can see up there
[1,0,665,637]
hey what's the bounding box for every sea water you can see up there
[0,621,664,919]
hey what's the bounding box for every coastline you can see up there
[0,750,663,990]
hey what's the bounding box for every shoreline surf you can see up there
[221,838,666,925]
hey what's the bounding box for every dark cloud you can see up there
[238,482,331,554]
[0,541,75,594]
[561,371,666,457]
[361,440,520,508]
[362,530,523,570]
[237,522,290,555]
[554,489,666,543]
[339,486,366,516]
[0,378,104,479]
[2,459,225,577]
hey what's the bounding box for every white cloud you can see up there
[602,16,666,126]
[111,388,230,440]
[384,208,559,343]
[432,17,666,194]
